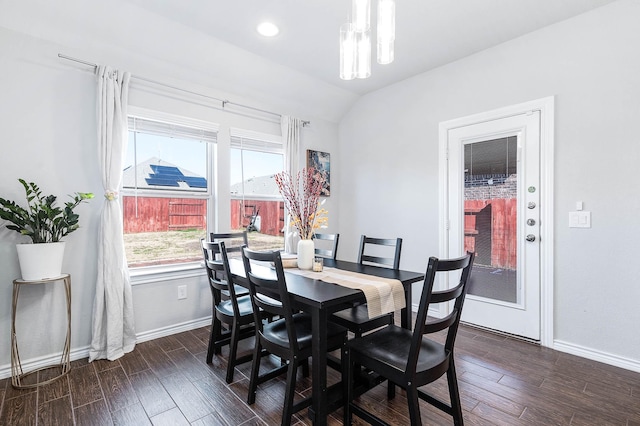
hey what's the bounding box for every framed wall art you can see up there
[306,149,330,196]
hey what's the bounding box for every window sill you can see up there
[129,262,204,286]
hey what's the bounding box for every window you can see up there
[230,128,285,251]
[123,115,217,269]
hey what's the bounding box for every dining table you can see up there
[228,257,425,426]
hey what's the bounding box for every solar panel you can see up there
[145,177,180,187]
[182,176,207,188]
[150,165,184,177]
[145,164,206,188]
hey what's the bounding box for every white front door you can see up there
[440,99,554,342]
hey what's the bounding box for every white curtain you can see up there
[89,65,136,362]
[281,115,302,253]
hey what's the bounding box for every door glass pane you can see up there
[464,136,518,303]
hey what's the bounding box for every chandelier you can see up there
[340,0,396,80]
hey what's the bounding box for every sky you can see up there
[126,132,283,186]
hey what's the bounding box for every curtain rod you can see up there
[58,53,310,127]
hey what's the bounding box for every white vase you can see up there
[297,239,315,270]
[16,242,66,281]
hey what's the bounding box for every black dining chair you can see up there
[210,231,250,298]
[330,235,403,338]
[358,235,403,269]
[313,232,340,260]
[210,231,248,258]
[344,252,475,426]
[202,240,263,383]
[242,247,348,426]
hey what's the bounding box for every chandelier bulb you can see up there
[340,0,396,78]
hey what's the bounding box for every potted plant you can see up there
[0,179,93,280]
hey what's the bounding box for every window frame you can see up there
[229,127,286,251]
[125,107,219,281]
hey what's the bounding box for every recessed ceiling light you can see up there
[257,22,279,37]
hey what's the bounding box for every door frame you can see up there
[438,97,555,347]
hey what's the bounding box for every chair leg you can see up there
[387,380,396,399]
[406,385,422,426]
[207,316,222,363]
[447,360,464,426]
[352,329,363,382]
[247,338,262,405]
[343,346,353,425]
[281,358,298,426]
[225,320,241,384]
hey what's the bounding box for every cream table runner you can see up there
[286,267,405,318]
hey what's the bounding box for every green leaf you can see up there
[0,179,93,243]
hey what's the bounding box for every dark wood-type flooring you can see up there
[1,322,640,425]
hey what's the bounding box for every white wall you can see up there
[338,0,640,369]
[0,9,340,375]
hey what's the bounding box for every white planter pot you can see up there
[16,242,66,281]
[297,239,315,270]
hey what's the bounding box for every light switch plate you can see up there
[569,211,591,228]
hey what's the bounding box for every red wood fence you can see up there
[123,197,207,233]
[123,196,284,237]
[230,199,284,236]
[123,196,515,267]
[464,198,517,269]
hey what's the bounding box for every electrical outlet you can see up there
[177,285,187,300]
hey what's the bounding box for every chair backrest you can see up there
[358,235,402,269]
[201,239,242,316]
[313,233,340,260]
[210,231,248,258]
[408,252,475,374]
[241,247,302,353]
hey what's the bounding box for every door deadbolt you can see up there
[526,234,536,242]
[527,219,536,226]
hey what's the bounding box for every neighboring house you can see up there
[230,174,279,197]
[122,157,206,192]
[122,158,207,233]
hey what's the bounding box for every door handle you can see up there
[526,234,536,242]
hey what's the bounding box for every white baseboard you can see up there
[0,346,91,381]
[0,316,212,380]
[135,316,212,344]
[552,339,640,374]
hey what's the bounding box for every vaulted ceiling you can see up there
[124,0,616,95]
[0,0,618,122]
